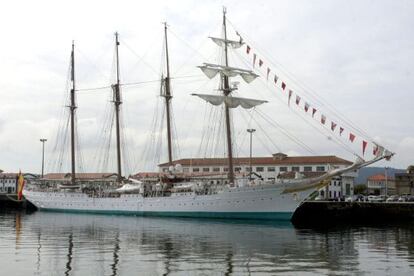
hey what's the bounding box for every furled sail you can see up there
[192,93,267,109]
[209,37,244,49]
[198,63,259,83]
[280,145,394,194]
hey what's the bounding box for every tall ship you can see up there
[23,9,393,220]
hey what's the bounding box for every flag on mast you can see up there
[17,171,25,201]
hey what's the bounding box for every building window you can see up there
[183,168,189,173]
[304,166,312,172]
[234,167,241,172]
[291,167,300,172]
[267,167,275,172]
[334,191,336,198]
[162,168,168,172]
[223,167,229,172]
[316,166,325,172]
[202,168,210,172]
[246,167,251,172]
[256,167,264,172]
[192,168,200,172]
[280,167,287,172]
[213,167,220,172]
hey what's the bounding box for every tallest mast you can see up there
[222,7,235,184]
[70,41,76,185]
[113,32,123,182]
[163,23,173,165]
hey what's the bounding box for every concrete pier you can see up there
[0,194,32,209]
[291,201,414,227]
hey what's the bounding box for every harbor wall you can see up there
[291,201,414,227]
[0,194,35,209]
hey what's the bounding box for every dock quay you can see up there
[0,194,33,209]
[292,200,414,227]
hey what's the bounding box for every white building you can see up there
[0,173,38,194]
[0,173,18,194]
[158,153,356,199]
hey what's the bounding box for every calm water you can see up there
[1,210,414,275]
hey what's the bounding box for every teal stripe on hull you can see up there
[39,208,293,221]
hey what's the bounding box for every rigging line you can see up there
[209,104,221,157]
[202,104,215,158]
[241,108,283,153]
[172,74,205,79]
[167,25,217,75]
[119,109,129,175]
[137,96,159,172]
[149,97,162,169]
[235,48,357,156]
[175,77,214,158]
[92,95,112,170]
[254,109,315,154]
[47,58,72,172]
[238,108,277,155]
[213,107,225,157]
[119,30,163,76]
[148,97,161,170]
[233,109,250,157]
[119,37,161,77]
[257,108,356,156]
[77,75,206,92]
[248,62,359,157]
[76,47,111,83]
[206,104,217,157]
[211,100,223,158]
[121,79,161,87]
[91,92,109,168]
[196,101,210,157]
[57,115,71,173]
[73,113,85,173]
[97,93,115,173]
[76,85,112,92]
[228,20,375,142]
[155,106,166,166]
[104,110,115,173]
[234,108,257,157]
[170,105,182,161]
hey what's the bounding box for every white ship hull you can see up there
[23,184,314,220]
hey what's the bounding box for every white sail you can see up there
[192,93,267,109]
[209,37,244,49]
[198,63,259,83]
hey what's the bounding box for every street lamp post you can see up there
[247,129,256,181]
[40,139,47,178]
[384,166,388,196]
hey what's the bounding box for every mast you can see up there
[113,32,122,182]
[222,7,235,184]
[163,22,173,165]
[70,41,76,185]
[194,8,262,183]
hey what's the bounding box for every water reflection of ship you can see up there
[6,209,414,275]
[24,212,369,275]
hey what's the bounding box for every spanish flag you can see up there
[17,171,25,201]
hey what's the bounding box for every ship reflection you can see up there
[65,233,73,276]
[23,212,414,275]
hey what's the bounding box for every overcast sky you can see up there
[0,0,413,175]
